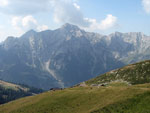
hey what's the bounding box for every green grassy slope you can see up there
[0,83,150,113]
[1,60,150,113]
[92,91,150,113]
[86,60,150,85]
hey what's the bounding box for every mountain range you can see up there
[0,23,150,90]
[1,60,150,113]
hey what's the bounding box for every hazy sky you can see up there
[0,0,150,42]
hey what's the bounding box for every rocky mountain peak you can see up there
[21,29,37,38]
[61,23,81,31]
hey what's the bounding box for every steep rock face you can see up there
[0,23,150,89]
[107,32,150,63]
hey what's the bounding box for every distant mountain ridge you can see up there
[0,23,150,89]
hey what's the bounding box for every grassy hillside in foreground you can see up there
[1,60,150,113]
[92,91,150,113]
[86,60,150,85]
[0,83,150,113]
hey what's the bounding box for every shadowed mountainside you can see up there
[0,23,150,89]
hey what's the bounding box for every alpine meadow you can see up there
[0,0,150,113]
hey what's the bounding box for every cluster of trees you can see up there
[0,85,43,104]
[0,86,30,104]
[19,84,44,94]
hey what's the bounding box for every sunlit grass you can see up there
[0,83,150,113]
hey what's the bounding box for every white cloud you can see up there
[22,15,37,29]
[0,0,50,15]
[1,0,117,38]
[51,0,90,27]
[84,14,117,31]
[73,3,80,10]
[11,15,48,32]
[142,0,150,14]
[11,16,21,29]
[0,0,9,7]
[51,0,117,31]
[98,14,117,30]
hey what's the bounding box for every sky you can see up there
[0,0,150,42]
